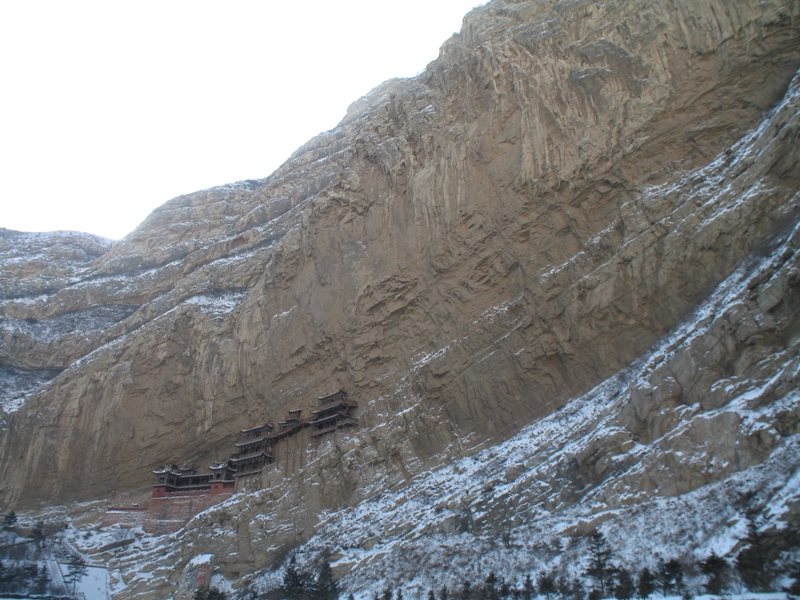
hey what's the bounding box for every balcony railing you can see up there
[310,416,359,438]
[234,466,265,478]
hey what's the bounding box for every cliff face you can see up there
[234,210,800,597]
[110,68,800,599]
[1,0,800,593]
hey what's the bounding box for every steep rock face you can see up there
[0,229,113,411]
[0,0,799,585]
[106,72,800,599]
[259,216,800,597]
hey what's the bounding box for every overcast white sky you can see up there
[0,1,485,240]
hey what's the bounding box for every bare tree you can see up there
[63,553,88,596]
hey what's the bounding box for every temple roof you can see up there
[241,421,275,435]
[153,465,195,475]
[318,390,347,403]
[311,399,356,416]
[210,461,234,470]
[235,435,273,448]
[309,411,355,427]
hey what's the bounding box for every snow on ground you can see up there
[67,524,141,554]
[0,304,138,342]
[187,552,215,567]
[0,363,62,414]
[243,222,800,598]
[185,291,248,314]
[58,564,110,600]
[102,218,800,598]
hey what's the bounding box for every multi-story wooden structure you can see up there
[230,422,275,478]
[270,408,306,442]
[151,390,358,497]
[152,466,212,497]
[208,461,237,493]
[309,390,358,438]
[152,462,238,497]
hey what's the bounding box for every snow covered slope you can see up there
[102,210,800,597]
[251,206,800,597]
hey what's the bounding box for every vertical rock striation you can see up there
[0,1,799,590]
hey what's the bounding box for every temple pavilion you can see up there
[230,422,275,478]
[208,461,237,492]
[151,390,358,495]
[152,462,236,497]
[270,408,306,442]
[230,408,308,478]
[309,390,358,438]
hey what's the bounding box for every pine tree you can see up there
[21,563,38,590]
[584,531,616,597]
[667,559,685,597]
[396,588,403,600]
[281,556,305,599]
[63,553,88,595]
[557,575,584,600]
[382,586,394,600]
[700,552,729,595]
[0,561,22,595]
[315,559,338,600]
[33,565,49,595]
[556,574,569,599]
[429,589,437,600]
[614,569,634,600]
[500,523,513,548]
[536,571,556,600]
[2,562,21,595]
[636,568,656,599]
[460,580,472,600]
[193,586,227,600]
[655,559,683,597]
[784,563,800,598]
[440,584,449,600]
[573,578,586,600]
[2,511,16,529]
[655,559,670,596]
[484,572,499,600]
[735,512,772,591]
[521,574,534,600]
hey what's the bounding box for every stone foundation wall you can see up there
[103,493,232,534]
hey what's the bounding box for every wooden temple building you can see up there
[209,461,237,491]
[309,390,359,438]
[273,408,306,441]
[151,463,236,497]
[230,421,275,478]
[151,391,357,498]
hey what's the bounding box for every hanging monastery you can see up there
[104,391,357,533]
[151,390,358,498]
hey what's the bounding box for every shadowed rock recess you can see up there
[1,0,800,596]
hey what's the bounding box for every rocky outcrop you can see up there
[1,0,800,596]
[268,216,800,596]
[104,72,800,598]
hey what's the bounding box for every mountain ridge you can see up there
[1,0,800,597]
